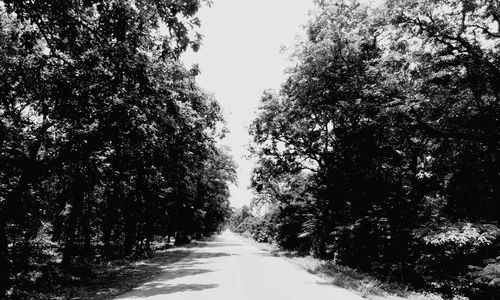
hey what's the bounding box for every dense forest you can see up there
[234,0,500,298]
[0,0,235,298]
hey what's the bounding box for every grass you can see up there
[8,242,199,300]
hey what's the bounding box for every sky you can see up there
[182,0,315,208]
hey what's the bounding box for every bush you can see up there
[414,222,500,296]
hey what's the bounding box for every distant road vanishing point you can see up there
[116,231,364,300]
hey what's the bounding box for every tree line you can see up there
[0,0,235,297]
[242,0,500,298]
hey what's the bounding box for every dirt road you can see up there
[116,231,364,300]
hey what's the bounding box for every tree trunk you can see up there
[102,221,112,258]
[491,149,500,226]
[82,202,91,256]
[0,219,10,298]
[102,187,117,258]
[144,220,154,252]
[0,125,51,296]
[134,224,144,256]
[124,213,137,256]
[52,188,71,243]
[61,187,84,268]
[102,209,114,258]
[51,209,66,243]
[0,173,31,297]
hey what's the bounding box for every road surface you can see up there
[116,231,364,300]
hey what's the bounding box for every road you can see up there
[116,231,364,300]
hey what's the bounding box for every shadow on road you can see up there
[202,242,243,247]
[124,283,219,298]
[251,251,277,257]
[117,235,233,298]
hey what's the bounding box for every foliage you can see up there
[417,222,500,249]
[470,261,500,288]
[229,206,275,243]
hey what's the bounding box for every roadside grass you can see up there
[239,233,450,300]
[8,241,200,300]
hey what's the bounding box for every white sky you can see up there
[183,0,315,208]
